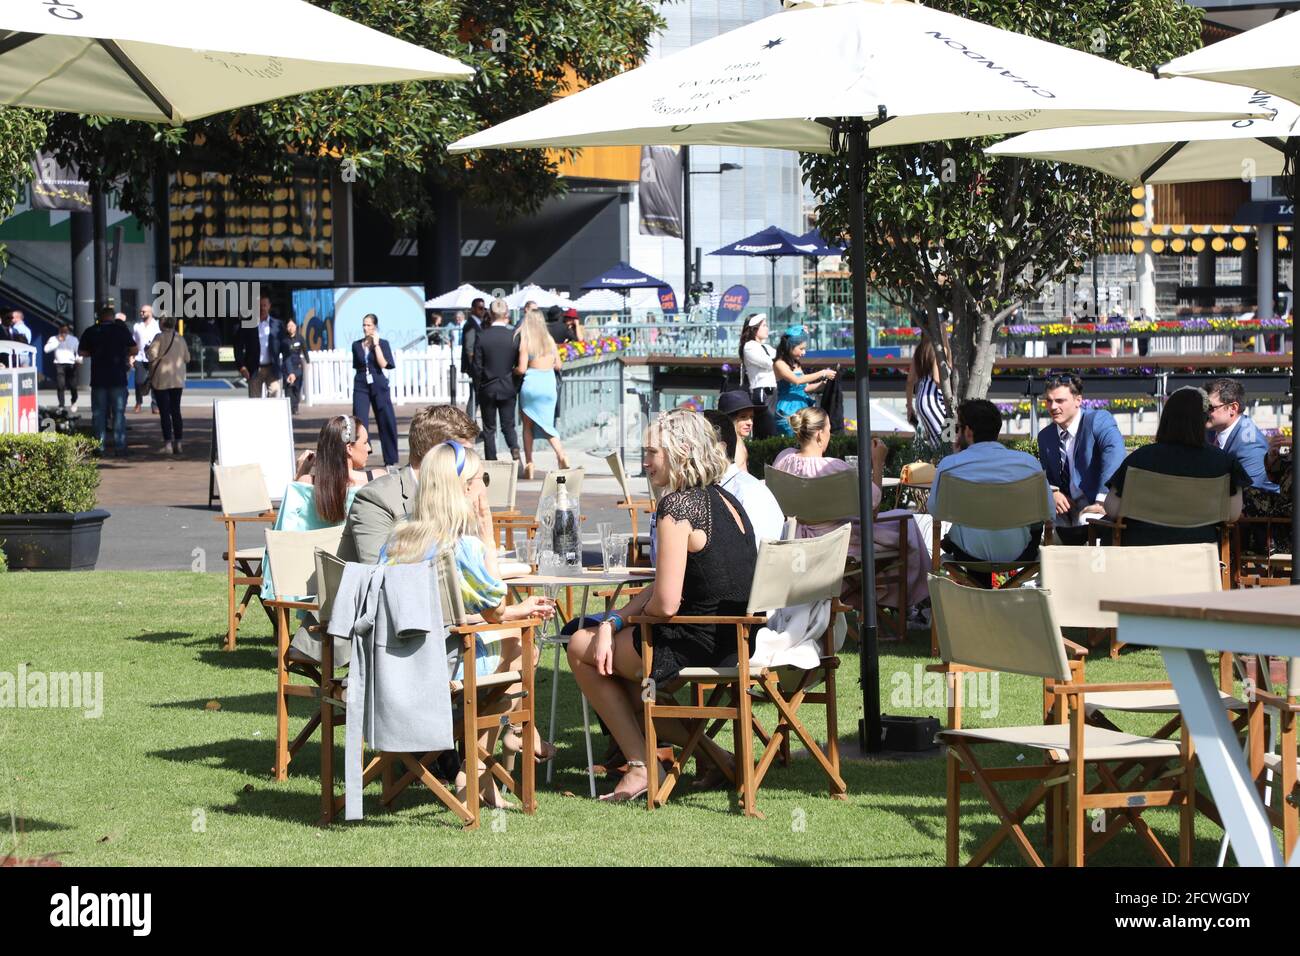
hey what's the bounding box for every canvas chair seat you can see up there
[213,462,277,651]
[228,547,265,562]
[939,723,1180,763]
[1262,752,1300,775]
[1083,688,1244,716]
[453,670,522,693]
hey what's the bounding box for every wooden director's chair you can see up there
[212,463,277,651]
[932,577,1195,867]
[764,464,914,640]
[1247,655,1299,860]
[630,524,853,817]
[1087,468,1234,656]
[1039,543,1246,854]
[482,459,535,553]
[1232,514,1294,588]
[317,548,542,829]
[606,452,657,565]
[263,525,346,781]
[928,471,1054,655]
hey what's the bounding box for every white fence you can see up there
[305,345,471,406]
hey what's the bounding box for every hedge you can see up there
[0,433,100,514]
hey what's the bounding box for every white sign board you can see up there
[213,398,295,503]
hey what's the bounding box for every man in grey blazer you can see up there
[343,404,482,563]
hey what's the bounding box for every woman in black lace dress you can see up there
[567,409,757,802]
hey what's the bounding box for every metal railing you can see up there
[0,250,71,323]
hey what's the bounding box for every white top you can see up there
[133,319,160,365]
[742,340,776,390]
[721,464,785,546]
[44,334,80,364]
[258,318,273,365]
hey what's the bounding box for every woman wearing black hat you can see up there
[717,389,763,471]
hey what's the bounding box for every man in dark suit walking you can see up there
[473,298,521,461]
[1036,373,1126,543]
[460,297,486,420]
[238,295,284,398]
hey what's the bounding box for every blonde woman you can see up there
[381,440,558,803]
[515,312,570,477]
[567,409,757,802]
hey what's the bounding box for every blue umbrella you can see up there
[580,262,669,317]
[797,228,846,314]
[709,225,819,312]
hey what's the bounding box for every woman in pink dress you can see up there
[772,407,929,619]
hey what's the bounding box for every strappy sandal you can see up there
[501,723,557,764]
[598,760,652,803]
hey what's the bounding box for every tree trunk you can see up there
[965,309,998,401]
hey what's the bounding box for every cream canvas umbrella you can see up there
[1160,10,1300,106]
[0,0,473,124]
[425,283,492,310]
[450,0,1266,753]
[990,88,1300,591]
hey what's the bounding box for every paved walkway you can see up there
[92,400,645,571]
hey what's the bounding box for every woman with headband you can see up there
[773,325,836,437]
[262,414,371,601]
[381,440,558,805]
[738,313,777,439]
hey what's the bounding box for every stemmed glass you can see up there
[537,549,567,642]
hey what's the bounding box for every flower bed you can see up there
[877,316,1292,345]
[995,397,1158,417]
[558,335,631,364]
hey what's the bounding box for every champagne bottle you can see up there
[551,475,580,566]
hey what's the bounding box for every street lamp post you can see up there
[680,148,742,306]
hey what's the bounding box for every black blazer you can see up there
[473,324,521,401]
[352,337,395,385]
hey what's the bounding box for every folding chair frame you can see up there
[215,511,275,651]
[318,617,541,829]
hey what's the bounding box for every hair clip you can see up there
[340,416,356,444]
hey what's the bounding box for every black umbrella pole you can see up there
[849,126,882,753]
[1292,165,1298,584]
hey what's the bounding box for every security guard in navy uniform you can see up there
[351,312,399,468]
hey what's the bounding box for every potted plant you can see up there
[0,433,107,571]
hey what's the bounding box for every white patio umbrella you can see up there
[0,0,473,124]
[571,289,627,312]
[425,283,492,310]
[986,87,1300,184]
[1160,11,1300,106]
[506,284,568,310]
[449,0,1266,753]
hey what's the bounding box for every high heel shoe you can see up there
[598,759,664,803]
[522,463,535,480]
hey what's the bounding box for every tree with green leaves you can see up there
[43,0,664,248]
[802,0,1204,410]
[0,109,48,265]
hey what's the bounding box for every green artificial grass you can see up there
[0,572,1233,866]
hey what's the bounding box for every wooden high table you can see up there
[1101,587,1300,867]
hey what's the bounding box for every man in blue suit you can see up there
[1036,373,1127,543]
[1205,377,1279,493]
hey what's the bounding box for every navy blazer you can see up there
[1209,414,1278,493]
[1036,408,1127,505]
[352,337,395,386]
[238,318,284,376]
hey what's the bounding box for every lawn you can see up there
[0,572,1232,866]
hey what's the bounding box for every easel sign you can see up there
[212,398,295,506]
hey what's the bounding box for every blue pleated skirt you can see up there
[521,368,558,438]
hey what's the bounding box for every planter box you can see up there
[0,510,110,571]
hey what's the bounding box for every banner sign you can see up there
[717,284,750,324]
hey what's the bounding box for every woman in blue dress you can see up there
[773,326,837,437]
[381,440,557,806]
[514,312,571,478]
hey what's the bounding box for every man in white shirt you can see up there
[702,410,785,546]
[932,399,1052,585]
[43,321,81,411]
[7,309,32,344]
[132,304,161,413]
